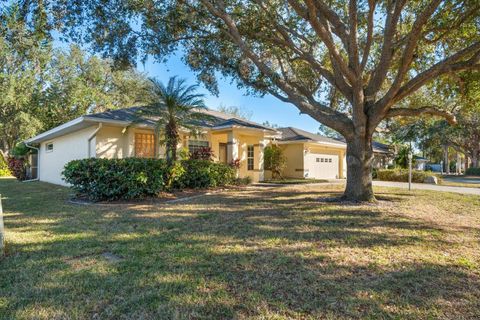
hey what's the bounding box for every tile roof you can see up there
[86,106,276,132]
[277,127,346,145]
[277,127,393,154]
[372,141,393,154]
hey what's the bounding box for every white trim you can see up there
[83,116,132,126]
[25,117,85,144]
[276,139,347,148]
[210,124,278,134]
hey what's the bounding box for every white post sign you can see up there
[408,153,413,191]
[0,194,4,256]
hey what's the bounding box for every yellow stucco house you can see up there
[25,107,393,185]
[25,107,280,185]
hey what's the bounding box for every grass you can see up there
[263,178,329,184]
[1,178,480,319]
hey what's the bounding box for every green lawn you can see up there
[1,178,480,319]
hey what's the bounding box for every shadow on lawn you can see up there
[1,180,479,319]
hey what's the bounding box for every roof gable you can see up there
[277,127,346,146]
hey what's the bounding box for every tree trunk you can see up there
[472,148,479,168]
[343,136,375,202]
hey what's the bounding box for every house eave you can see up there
[210,124,279,135]
[276,139,347,149]
[25,117,89,144]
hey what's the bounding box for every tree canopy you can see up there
[0,3,150,154]
[389,71,480,167]
[46,0,480,200]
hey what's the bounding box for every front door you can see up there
[219,143,228,164]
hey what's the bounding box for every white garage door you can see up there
[305,153,339,179]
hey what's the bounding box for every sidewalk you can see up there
[372,181,480,196]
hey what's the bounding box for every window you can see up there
[45,142,53,153]
[135,133,155,158]
[247,145,254,170]
[188,140,209,154]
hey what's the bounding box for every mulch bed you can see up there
[67,185,248,206]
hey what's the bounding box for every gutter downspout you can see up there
[24,142,40,182]
[88,123,103,158]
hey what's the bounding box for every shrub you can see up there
[0,153,11,177]
[466,167,480,176]
[233,176,252,186]
[7,157,27,181]
[376,168,442,183]
[172,160,236,189]
[63,158,169,201]
[63,158,238,200]
[190,147,214,161]
[264,145,286,179]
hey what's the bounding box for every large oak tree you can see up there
[49,0,480,200]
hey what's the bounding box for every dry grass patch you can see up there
[1,178,479,319]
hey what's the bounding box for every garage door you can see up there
[305,153,339,179]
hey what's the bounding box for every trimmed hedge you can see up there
[466,167,480,176]
[376,169,442,183]
[172,159,236,189]
[63,158,169,201]
[63,158,238,201]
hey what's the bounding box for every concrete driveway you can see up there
[373,181,480,196]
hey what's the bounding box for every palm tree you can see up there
[139,76,208,165]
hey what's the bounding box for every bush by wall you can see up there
[466,167,480,176]
[376,169,442,183]
[7,157,27,180]
[264,145,286,179]
[172,159,236,189]
[63,158,169,201]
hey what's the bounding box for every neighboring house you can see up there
[414,156,429,171]
[274,127,395,179]
[371,141,395,169]
[25,107,279,185]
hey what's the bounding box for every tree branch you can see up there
[348,0,360,75]
[378,0,442,103]
[311,0,350,47]
[365,0,406,98]
[360,0,375,71]
[391,45,480,104]
[288,0,356,84]
[199,0,354,135]
[385,106,457,125]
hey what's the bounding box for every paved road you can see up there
[373,181,480,196]
[442,175,480,185]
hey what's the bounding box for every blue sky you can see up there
[140,55,321,132]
